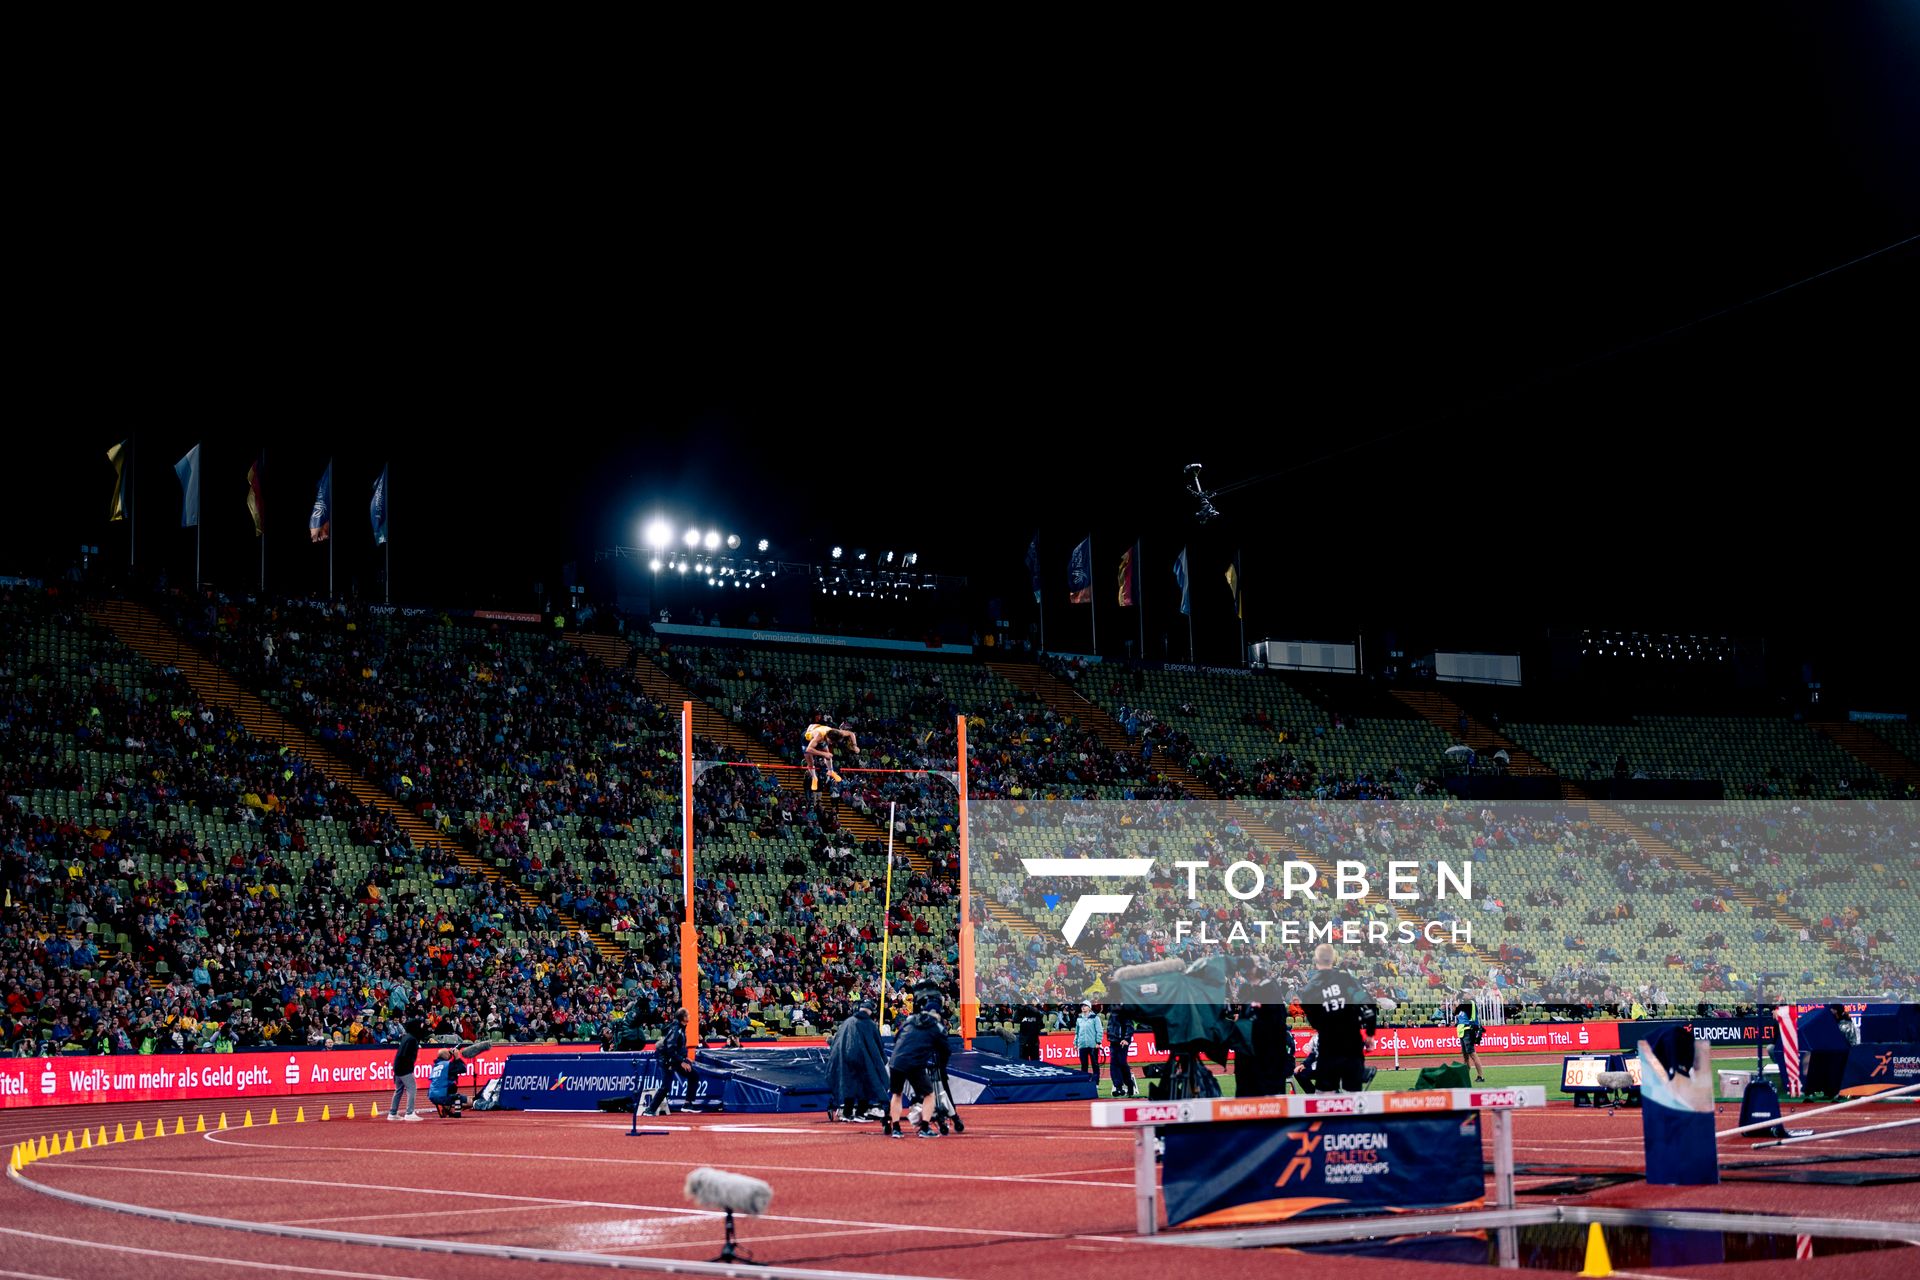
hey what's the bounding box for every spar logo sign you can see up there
[1018,858,1153,944]
[1127,1103,1187,1124]
[1470,1089,1523,1108]
[1303,1094,1365,1116]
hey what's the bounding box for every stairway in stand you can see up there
[563,636,912,872]
[1578,801,1839,960]
[87,599,626,966]
[1390,688,1558,778]
[1809,721,1920,793]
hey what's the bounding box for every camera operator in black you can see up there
[885,1005,950,1138]
[1294,943,1376,1093]
[644,1008,697,1115]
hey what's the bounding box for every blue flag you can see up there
[1025,533,1042,602]
[371,465,389,545]
[1068,537,1093,604]
[309,463,332,543]
[174,444,201,528]
[1174,547,1191,615]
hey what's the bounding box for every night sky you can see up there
[7,8,1916,703]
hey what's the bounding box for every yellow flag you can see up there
[1225,559,1242,619]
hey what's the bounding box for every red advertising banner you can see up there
[0,1044,600,1110]
[1034,1021,1621,1067]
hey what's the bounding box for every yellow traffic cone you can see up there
[1578,1222,1613,1277]
[132,1121,144,1141]
[218,1113,228,1131]
[81,1128,92,1150]
[98,1125,109,1146]
[320,1104,331,1122]
[242,1111,253,1128]
[63,1131,75,1154]
[267,1108,278,1126]
[346,1104,355,1120]
[195,1115,206,1133]
[370,1102,380,1118]
[113,1123,125,1144]
[175,1117,185,1136]
[9,1144,19,1172]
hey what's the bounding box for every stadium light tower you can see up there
[682,528,700,548]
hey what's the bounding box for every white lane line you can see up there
[199,1131,1142,1189]
[602,1228,897,1254]
[41,1161,1070,1241]
[284,1203,559,1227]
[0,1226,438,1280]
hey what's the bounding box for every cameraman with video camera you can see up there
[1294,943,1376,1093]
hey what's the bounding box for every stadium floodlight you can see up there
[855,550,868,561]
[645,519,673,550]
[830,546,843,559]
[726,534,741,550]
[676,561,689,573]
[649,558,663,572]
[884,551,894,563]
[704,530,721,550]
[683,528,701,548]
[757,539,769,552]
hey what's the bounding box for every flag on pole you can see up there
[309,463,332,543]
[370,465,389,545]
[1174,547,1191,615]
[1117,545,1137,606]
[1225,558,1242,618]
[1068,537,1093,604]
[174,445,201,528]
[1774,1005,1801,1096]
[1024,533,1042,602]
[247,455,265,537]
[107,441,131,521]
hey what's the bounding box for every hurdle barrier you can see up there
[1092,1085,1547,1257]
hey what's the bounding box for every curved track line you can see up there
[6,1165,958,1280]
[0,1224,442,1279]
[38,1156,1077,1242]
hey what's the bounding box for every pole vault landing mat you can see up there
[497,1046,1095,1113]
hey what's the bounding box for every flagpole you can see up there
[128,434,136,572]
[260,448,267,594]
[385,464,391,605]
[328,456,335,599]
[1236,549,1245,665]
[1136,538,1145,661]
[1089,535,1098,656]
[196,445,203,592]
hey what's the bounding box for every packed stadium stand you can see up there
[2,587,622,1058]
[8,583,1917,1056]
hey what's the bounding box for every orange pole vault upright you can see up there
[957,714,975,1047]
[680,701,700,1049]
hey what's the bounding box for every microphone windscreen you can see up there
[685,1166,773,1216]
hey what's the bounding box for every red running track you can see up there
[3,1090,1916,1279]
